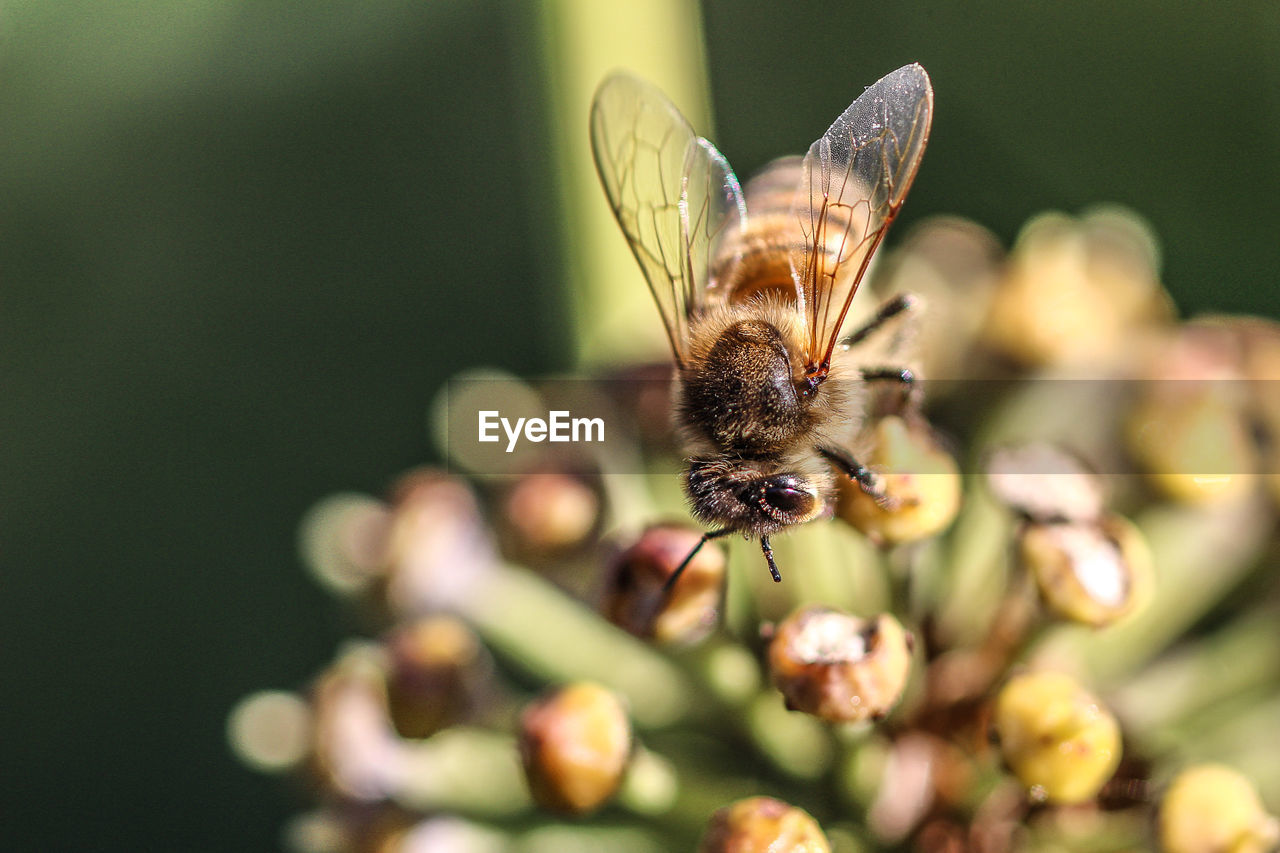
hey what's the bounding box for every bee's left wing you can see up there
[591,73,747,367]
[791,64,933,381]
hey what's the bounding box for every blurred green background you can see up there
[2,1,1277,849]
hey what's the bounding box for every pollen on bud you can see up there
[836,415,962,547]
[1020,513,1152,627]
[767,606,913,723]
[1158,764,1280,853]
[517,682,632,815]
[600,524,725,646]
[384,616,490,739]
[697,796,831,853]
[992,671,1121,805]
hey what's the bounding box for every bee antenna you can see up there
[663,528,734,592]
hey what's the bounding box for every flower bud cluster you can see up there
[231,206,1279,852]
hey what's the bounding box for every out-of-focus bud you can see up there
[497,472,601,561]
[992,671,1121,805]
[1158,764,1280,853]
[385,616,491,739]
[866,733,953,843]
[298,493,393,596]
[697,796,830,853]
[517,682,632,815]
[600,524,725,646]
[767,606,913,723]
[1228,317,1280,443]
[868,216,1004,383]
[1019,514,1152,627]
[1127,321,1257,504]
[310,648,404,802]
[981,208,1171,367]
[227,690,313,774]
[985,443,1105,523]
[382,470,497,614]
[837,416,962,547]
[1126,385,1255,504]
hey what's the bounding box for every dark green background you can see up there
[3,2,1276,849]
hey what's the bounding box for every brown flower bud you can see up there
[1158,764,1280,853]
[992,671,1121,805]
[384,616,490,739]
[767,607,913,723]
[837,416,962,547]
[600,524,725,646]
[518,682,632,815]
[1020,513,1152,627]
[697,796,830,853]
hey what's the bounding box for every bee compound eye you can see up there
[763,481,817,516]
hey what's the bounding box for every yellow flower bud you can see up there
[1159,764,1280,853]
[981,209,1170,367]
[837,415,962,546]
[1127,386,1254,504]
[993,671,1121,804]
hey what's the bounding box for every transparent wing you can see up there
[590,72,747,366]
[791,63,934,379]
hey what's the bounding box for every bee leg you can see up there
[860,366,914,385]
[861,365,918,412]
[841,293,917,348]
[760,535,782,583]
[663,527,734,592]
[817,445,899,509]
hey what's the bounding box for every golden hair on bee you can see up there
[590,65,933,584]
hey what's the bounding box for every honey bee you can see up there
[590,65,933,585]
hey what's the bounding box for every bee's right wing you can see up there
[590,73,747,367]
[791,64,933,380]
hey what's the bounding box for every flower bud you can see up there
[385,616,490,739]
[985,443,1105,523]
[837,416,962,546]
[981,209,1170,367]
[1158,764,1280,853]
[992,671,1121,804]
[697,796,830,853]
[1126,385,1255,504]
[382,470,497,614]
[517,682,632,815]
[498,471,601,560]
[226,690,312,774]
[600,524,725,646]
[1020,514,1152,627]
[767,607,913,723]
